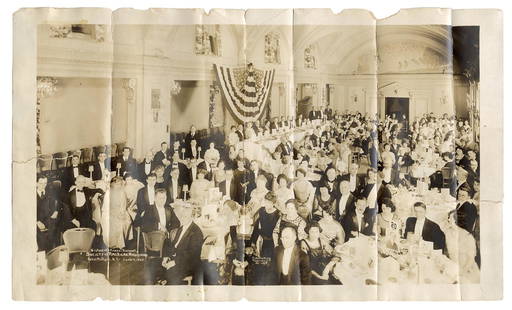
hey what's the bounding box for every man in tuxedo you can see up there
[133,173,158,229]
[187,139,199,160]
[138,151,157,184]
[320,167,340,198]
[162,202,204,285]
[166,167,184,205]
[308,106,321,121]
[61,154,85,191]
[232,158,249,205]
[360,168,379,209]
[114,147,138,178]
[455,185,478,234]
[324,104,333,120]
[218,169,234,199]
[90,151,110,181]
[335,180,355,221]
[296,114,304,127]
[140,188,179,233]
[310,128,321,148]
[341,163,365,194]
[247,160,271,193]
[272,226,311,285]
[65,175,103,233]
[184,125,199,158]
[276,135,293,157]
[404,202,446,251]
[341,195,376,241]
[36,175,59,252]
[154,142,171,167]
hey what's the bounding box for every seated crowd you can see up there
[36,109,480,285]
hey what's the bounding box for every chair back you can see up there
[93,146,107,160]
[81,147,93,164]
[109,144,118,158]
[53,152,69,169]
[441,167,453,180]
[116,142,126,156]
[37,154,54,172]
[63,228,95,253]
[142,231,166,253]
[46,245,69,270]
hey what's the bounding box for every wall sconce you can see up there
[151,89,161,122]
[170,80,181,96]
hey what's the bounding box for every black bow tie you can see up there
[77,189,83,193]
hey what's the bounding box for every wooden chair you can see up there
[116,142,126,156]
[142,231,166,257]
[46,245,69,270]
[109,144,118,159]
[93,145,106,160]
[62,228,96,254]
[81,147,93,164]
[37,154,54,172]
[53,152,69,170]
[441,167,454,187]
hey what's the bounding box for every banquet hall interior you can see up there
[35,21,481,286]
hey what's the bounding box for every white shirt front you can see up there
[225,179,231,198]
[171,178,178,200]
[147,186,155,205]
[156,206,167,231]
[414,218,425,237]
[282,247,294,275]
[144,162,151,175]
[73,166,79,178]
[349,175,357,192]
[355,210,364,232]
[367,184,377,209]
[174,221,192,247]
[339,194,349,216]
[99,162,106,177]
[75,189,86,207]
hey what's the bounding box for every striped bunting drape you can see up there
[214,63,275,123]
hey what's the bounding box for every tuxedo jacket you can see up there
[140,205,180,233]
[134,186,156,227]
[341,207,376,241]
[340,173,365,194]
[404,217,446,251]
[335,192,355,222]
[163,222,204,284]
[184,133,200,158]
[455,201,478,234]
[166,178,184,204]
[153,150,171,167]
[276,142,293,156]
[232,169,249,205]
[137,160,157,183]
[91,159,111,181]
[66,187,103,230]
[60,165,86,191]
[308,110,321,121]
[218,179,234,199]
[113,156,137,177]
[37,190,59,227]
[197,161,214,181]
[272,245,311,285]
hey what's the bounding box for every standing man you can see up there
[272,227,311,285]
